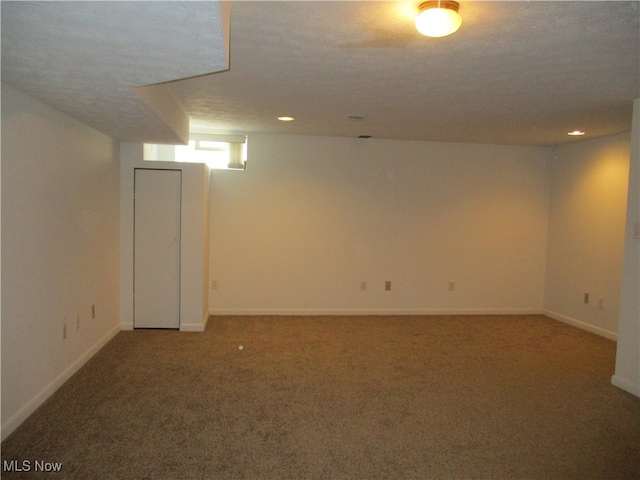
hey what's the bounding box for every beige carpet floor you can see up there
[2,315,639,479]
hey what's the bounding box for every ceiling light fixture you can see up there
[568,130,585,136]
[415,1,462,38]
[278,116,295,122]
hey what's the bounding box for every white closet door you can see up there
[134,169,181,328]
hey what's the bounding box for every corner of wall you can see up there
[612,98,640,397]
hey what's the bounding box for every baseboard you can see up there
[1,323,120,442]
[209,308,545,316]
[611,375,640,397]
[121,322,133,330]
[543,310,617,340]
[179,313,209,332]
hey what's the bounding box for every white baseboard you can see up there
[208,308,545,316]
[543,310,617,340]
[611,375,640,397]
[1,323,120,442]
[179,313,209,332]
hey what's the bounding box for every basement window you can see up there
[143,133,247,170]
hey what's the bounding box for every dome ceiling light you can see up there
[415,1,462,38]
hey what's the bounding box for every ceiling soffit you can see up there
[1,1,230,144]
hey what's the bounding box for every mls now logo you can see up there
[3,459,63,472]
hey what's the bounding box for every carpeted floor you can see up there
[2,315,639,479]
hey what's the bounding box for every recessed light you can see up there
[568,130,585,136]
[278,116,295,122]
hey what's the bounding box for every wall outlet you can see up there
[385,281,391,291]
[449,281,455,291]
[360,280,367,291]
[76,314,80,330]
[598,297,604,310]
[584,293,590,304]
[92,304,96,319]
[63,323,67,340]
[211,280,218,291]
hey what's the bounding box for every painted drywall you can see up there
[209,134,552,314]
[544,133,631,339]
[202,170,211,320]
[120,145,210,331]
[1,83,121,440]
[612,98,640,396]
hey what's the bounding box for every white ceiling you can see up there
[1,1,230,144]
[2,1,639,147]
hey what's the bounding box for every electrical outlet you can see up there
[385,281,392,291]
[449,281,455,291]
[598,297,604,310]
[92,304,95,319]
[584,293,590,304]
[360,280,367,291]
[211,280,218,291]
[63,323,67,340]
[76,314,80,330]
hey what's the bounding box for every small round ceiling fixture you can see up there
[278,116,295,122]
[568,130,585,136]
[415,1,462,38]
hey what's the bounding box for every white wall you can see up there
[1,84,121,440]
[120,145,210,331]
[202,171,211,319]
[612,98,640,396]
[544,133,631,339]
[209,134,552,314]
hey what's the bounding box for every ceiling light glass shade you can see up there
[415,1,462,37]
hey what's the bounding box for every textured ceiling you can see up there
[2,1,639,147]
[173,1,640,146]
[1,1,229,144]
